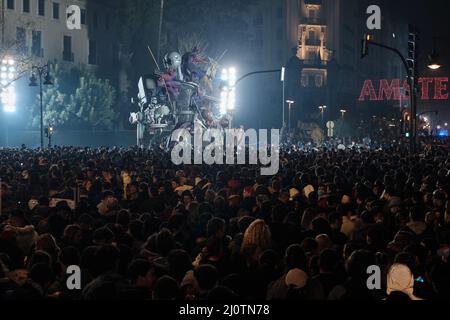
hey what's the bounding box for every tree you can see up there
[29,64,117,131]
[69,72,117,130]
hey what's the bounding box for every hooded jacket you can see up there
[386,263,423,300]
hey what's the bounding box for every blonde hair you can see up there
[241,219,272,254]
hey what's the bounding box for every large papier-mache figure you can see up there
[129,47,232,148]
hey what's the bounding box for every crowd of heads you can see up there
[1,140,450,300]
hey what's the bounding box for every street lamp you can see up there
[427,37,449,70]
[29,64,53,148]
[428,51,441,70]
[340,109,347,119]
[319,105,327,123]
[286,100,294,132]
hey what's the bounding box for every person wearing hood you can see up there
[386,263,423,300]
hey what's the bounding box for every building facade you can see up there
[280,0,410,125]
[1,0,118,79]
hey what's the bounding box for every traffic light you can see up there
[407,25,418,78]
[361,34,373,59]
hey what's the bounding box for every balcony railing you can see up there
[304,0,322,5]
[302,17,326,25]
[301,59,328,67]
[304,38,322,46]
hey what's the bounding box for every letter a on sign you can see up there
[366,5,381,30]
[366,265,381,290]
[66,5,81,30]
[66,265,81,290]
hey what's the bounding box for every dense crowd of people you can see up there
[1,140,450,300]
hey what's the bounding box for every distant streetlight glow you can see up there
[1,57,17,112]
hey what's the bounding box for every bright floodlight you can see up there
[1,89,16,112]
[220,88,228,115]
[227,88,236,111]
[221,69,228,82]
[220,67,238,114]
[228,67,236,86]
[1,57,16,112]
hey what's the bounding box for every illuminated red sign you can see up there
[358,77,449,101]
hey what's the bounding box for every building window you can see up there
[89,40,97,65]
[63,36,73,61]
[93,12,98,28]
[301,73,308,87]
[23,0,30,12]
[276,7,283,19]
[7,0,14,10]
[254,12,263,26]
[81,9,86,25]
[16,27,27,54]
[315,74,323,87]
[38,0,45,16]
[53,2,59,19]
[276,27,283,41]
[307,50,317,60]
[31,30,43,57]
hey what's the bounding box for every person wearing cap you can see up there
[267,244,309,300]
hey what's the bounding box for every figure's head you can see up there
[164,52,182,70]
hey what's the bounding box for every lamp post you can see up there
[362,28,418,153]
[340,109,347,119]
[319,105,327,127]
[286,100,294,133]
[29,64,53,148]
